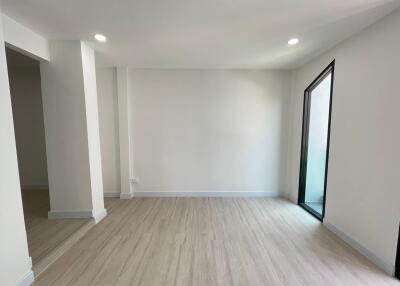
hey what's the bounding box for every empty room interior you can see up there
[1,1,400,286]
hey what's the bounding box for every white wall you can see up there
[2,13,50,61]
[286,8,400,274]
[8,62,48,189]
[0,10,33,286]
[96,67,121,195]
[129,70,289,195]
[40,41,93,212]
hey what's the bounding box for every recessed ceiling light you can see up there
[288,38,299,46]
[94,34,107,42]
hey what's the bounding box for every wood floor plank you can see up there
[21,190,90,265]
[33,197,400,286]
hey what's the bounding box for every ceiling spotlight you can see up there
[288,38,299,46]
[94,34,107,42]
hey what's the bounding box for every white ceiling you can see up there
[1,0,399,69]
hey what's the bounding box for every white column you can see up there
[0,11,34,286]
[40,40,106,223]
[81,43,107,220]
[117,67,135,199]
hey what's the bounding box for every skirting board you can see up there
[48,209,107,223]
[133,191,282,198]
[15,257,33,286]
[120,192,134,199]
[93,208,107,224]
[324,221,395,276]
[16,270,34,286]
[48,210,93,219]
[104,192,120,198]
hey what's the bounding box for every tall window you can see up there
[298,60,335,221]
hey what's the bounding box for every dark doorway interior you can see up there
[6,47,51,265]
[6,47,49,191]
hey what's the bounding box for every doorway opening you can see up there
[5,47,91,275]
[298,60,335,221]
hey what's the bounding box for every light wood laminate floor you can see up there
[34,197,399,286]
[22,190,90,265]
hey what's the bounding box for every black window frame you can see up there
[396,222,400,279]
[297,60,335,221]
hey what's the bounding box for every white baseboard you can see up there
[15,257,34,286]
[48,210,93,219]
[324,221,395,276]
[48,208,108,224]
[104,192,120,198]
[21,184,49,191]
[15,270,34,286]
[113,191,282,199]
[120,191,134,199]
[133,191,282,198]
[93,208,107,224]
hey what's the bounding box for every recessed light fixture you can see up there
[94,34,107,42]
[288,38,299,46]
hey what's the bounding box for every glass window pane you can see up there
[304,73,332,215]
